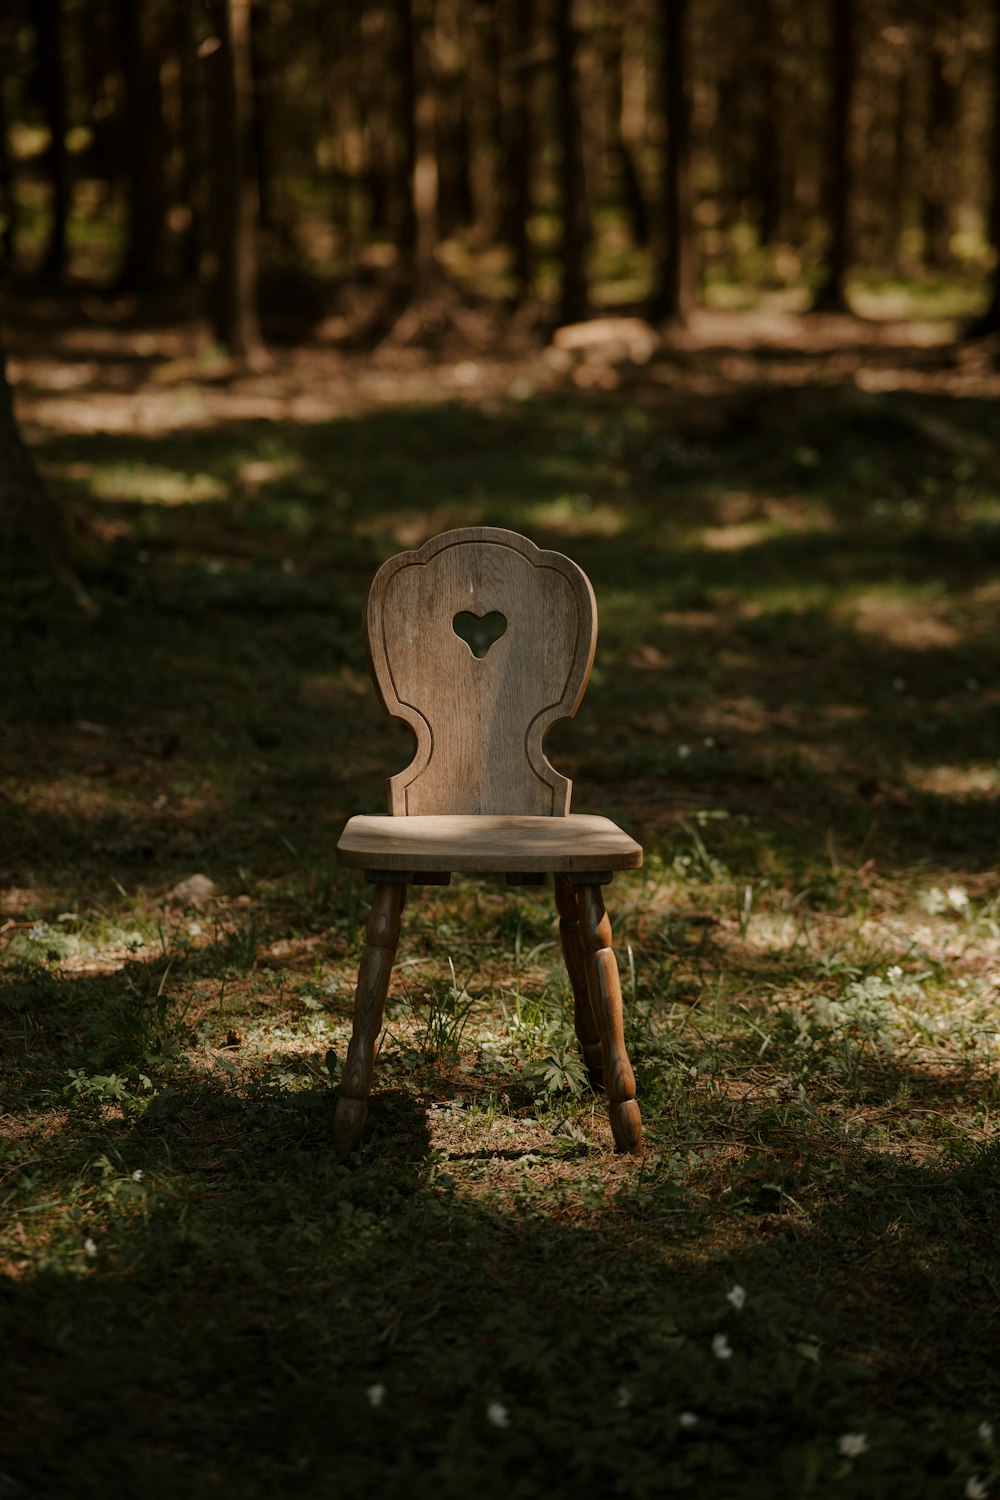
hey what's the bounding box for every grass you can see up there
[2,308,1000,1498]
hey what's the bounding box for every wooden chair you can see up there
[334,526,643,1155]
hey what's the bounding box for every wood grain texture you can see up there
[333,882,406,1157]
[334,528,644,1158]
[576,883,642,1154]
[338,813,642,872]
[555,874,603,1086]
[365,527,597,815]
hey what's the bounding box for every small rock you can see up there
[165,874,216,910]
[552,316,658,366]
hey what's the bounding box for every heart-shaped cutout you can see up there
[452,610,508,658]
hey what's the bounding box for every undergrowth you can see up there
[2,319,1000,1498]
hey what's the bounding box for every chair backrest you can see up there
[366,526,598,816]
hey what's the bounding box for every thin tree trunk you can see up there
[412,0,439,280]
[115,0,167,294]
[0,22,17,271]
[754,0,782,246]
[968,0,1000,336]
[249,1,272,233]
[359,6,390,237]
[176,0,206,279]
[812,0,854,312]
[0,338,87,607]
[435,0,472,238]
[36,0,69,284]
[501,0,533,296]
[396,0,418,267]
[652,0,696,324]
[921,19,960,271]
[607,9,649,247]
[209,0,267,366]
[555,0,587,325]
[889,45,911,271]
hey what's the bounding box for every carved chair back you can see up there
[365,527,597,816]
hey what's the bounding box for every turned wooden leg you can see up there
[555,874,603,1088]
[575,882,642,1154]
[334,881,406,1156]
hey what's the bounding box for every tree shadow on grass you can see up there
[2,952,999,1499]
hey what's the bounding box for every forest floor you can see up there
[2,294,1000,1499]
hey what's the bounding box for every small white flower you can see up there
[837,1432,868,1458]
[948,886,970,911]
[726,1284,746,1312]
[711,1333,733,1360]
[678,1411,699,1430]
[616,1385,631,1408]
[677,744,691,760]
[366,1383,385,1409]
[487,1402,510,1428]
[187,921,203,937]
[886,966,903,981]
[965,1478,988,1500]
[83,1237,98,1258]
[132,1169,144,1181]
[978,1421,994,1446]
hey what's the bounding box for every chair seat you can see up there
[336,814,642,874]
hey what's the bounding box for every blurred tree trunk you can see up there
[555,0,588,324]
[208,0,267,366]
[889,37,912,272]
[499,0,533,298]
[396,0,438,286]
[753,0,782,246]
[249,1,273,233]
[619,0,650,248]
[176,0,206,279]
[812,0,854,312]
[969,0,1000,337]
[114,0,167,294]
[921,20,960,271]
[434,0,472,238]
[413,2,440,278]
[396,0,418,262]
[652,0,696,324]
[0,20,18,271]
[36,0,69,284]
[359,16,389,237]
[359,5,390,236]
[606,7,649,248]
[0,340,71,577]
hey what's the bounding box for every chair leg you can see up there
[334,881,406,1157]
[555,874,603,1088]
[575,883,642,1154]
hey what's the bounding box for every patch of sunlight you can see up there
[527,496,628,538]
[6,920,153,971]
[962,494,1000,525]
[301,669,370,705]
[740,913,807,951]
[700,521,773,552]
[90,462,227,506]
[851,280,984,324]
[386,507,485,548]
[906,764,1000,798]
[846,594,959,650]
[9,123,48,161]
